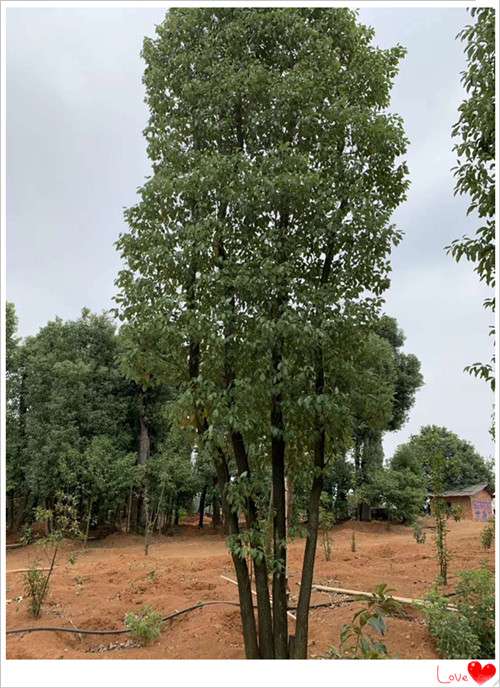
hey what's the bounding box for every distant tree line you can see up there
[5,304,213,534]
[7,301,493,538]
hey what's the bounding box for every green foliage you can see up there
[124,605,164,646]
[6,306,200,535]
[36,492,83,543]
[20,525,33,546]
[424,587,481,659]
[455,567,495,657]
[142,427,200,531]
[115,5,409,501]
[480,517,495,550]
[6,302,24,502]
[228,529,268,567]
[23,562,48,618]
[448,9,495,391]
[449,504,464,522]
[329,584,401,658]
[9,311,137,516]
[391,425,494,492]
[374,316,424,432]
[424,567,494,659]
[347,316,423,508]
[323,454,354,522]
[353,465,426,524]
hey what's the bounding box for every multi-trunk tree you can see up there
[116,8,408,658]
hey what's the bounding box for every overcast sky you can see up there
[6,7,495,461]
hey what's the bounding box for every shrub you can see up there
[424,587,480,659]
[412,518,426,544]
[124,605,164,645]
[449,504,464,522]
[480,517,495,549]
[23,563,49,618]
[20,525,34,545]
[424,567,495,659]
[456,567,495,657]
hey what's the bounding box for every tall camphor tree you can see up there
[448,8,495,392]
[116,8,408,659]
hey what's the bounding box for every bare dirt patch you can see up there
[6,518,494,660]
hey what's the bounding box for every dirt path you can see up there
[6,519,494,659]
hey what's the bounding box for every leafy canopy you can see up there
[391,425,494,492]
[448,8,495,390]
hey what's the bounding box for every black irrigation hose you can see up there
[6,600,242,636]
[6,598,353,637]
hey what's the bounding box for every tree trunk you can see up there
[126,485,133,534]
[271,343,289,659]
[130,493,140,532]
[186,234,259,658]
[293,220,344,658]
[294,431,324,658]
[359,502,371,522]
[83,497,93,549]
[212,485,222,529]
[138,412,150,466]
[164,498,173,532]
[144,486,150,556]
[286,476,294,533]
[231,432,274,659]
[217,223,274,658]
[214,451,260,659]
[198,484,207,528]
[138,390,151,529]
[7,492,14,531]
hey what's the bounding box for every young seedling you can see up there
[23,493,82,617]
[412,518,426,544]
[328,584,401,658]
[429,450,463,586]
[23,562,48,618]
[319,496,335,562]
[124,605,164,646]
[480,517,495,550]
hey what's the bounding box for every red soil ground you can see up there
[5,518,494,660]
